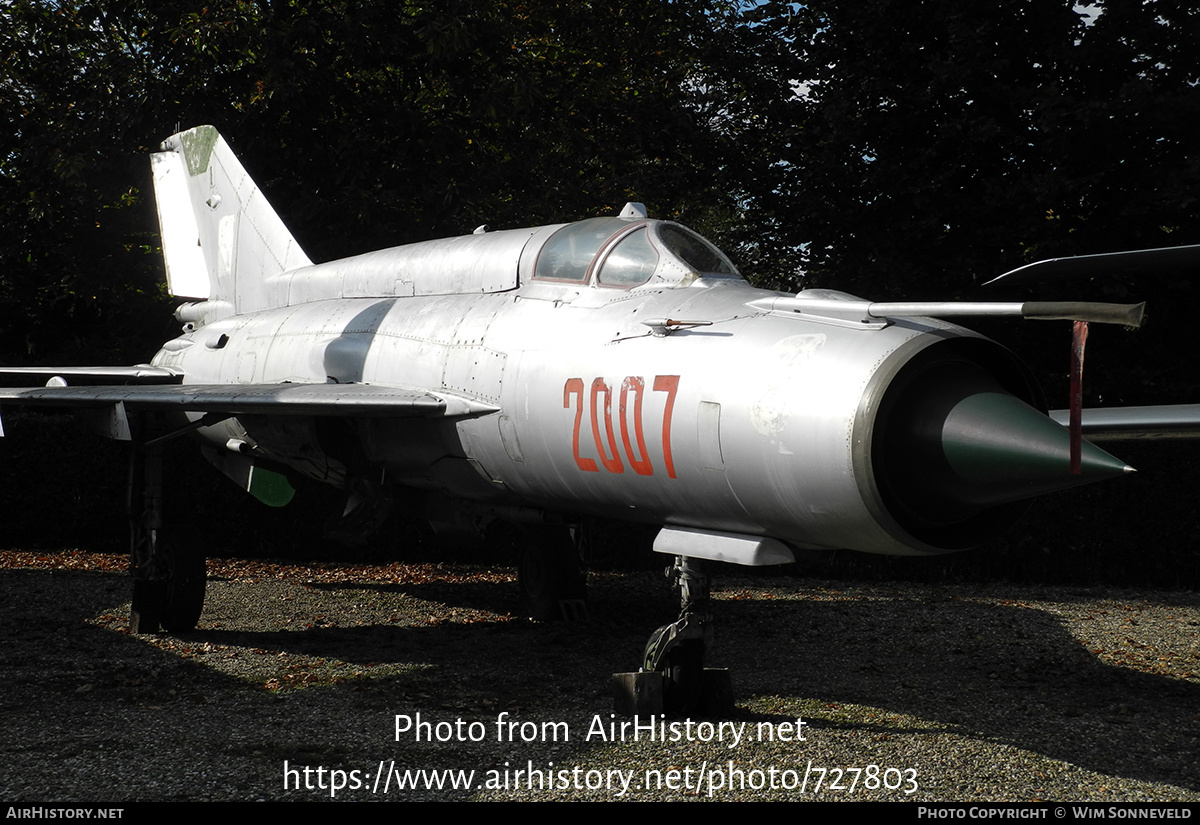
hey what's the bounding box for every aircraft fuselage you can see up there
[152,253,1052,557]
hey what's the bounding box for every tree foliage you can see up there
[1,0,743,362]
[3,1,1200,584]
[734,0,1200,298]
[8,0,1197,353]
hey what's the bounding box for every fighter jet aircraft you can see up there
[2,126,1196,712]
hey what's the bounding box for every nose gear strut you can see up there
[613,556,733,716]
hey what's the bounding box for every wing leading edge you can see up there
[0,382,498,438]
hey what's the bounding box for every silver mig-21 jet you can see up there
[3,126,1197,712]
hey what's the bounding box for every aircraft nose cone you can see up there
[875,356,1131,541]
[938,391,1132,507]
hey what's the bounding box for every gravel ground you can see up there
[1,549,1198,802]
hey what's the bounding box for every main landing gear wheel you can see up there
[131,533,207,634]
[161,534,207,632]
[130,577,165,635]
[518,525,587,621]
[126,429,209,635]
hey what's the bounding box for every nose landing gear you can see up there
[614,556,733,716]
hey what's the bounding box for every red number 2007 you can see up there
[564,375,678,479]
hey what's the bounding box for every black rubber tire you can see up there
[160,534,207,633]
[664,639,705,716]
[130,578,165,635]
[131,534,207,634]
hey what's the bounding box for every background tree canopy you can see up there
[2,0,1198,584]
[733,0,1200,295]
[1,0,744,361]
[4,0,1198,359]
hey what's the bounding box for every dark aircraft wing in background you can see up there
[1049,404,1200,441]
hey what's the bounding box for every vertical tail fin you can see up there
[150,126,311,316]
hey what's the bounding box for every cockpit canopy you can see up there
[532,217,740,289]
[269,211,741,307]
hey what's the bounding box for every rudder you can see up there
[151,125,311,316]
